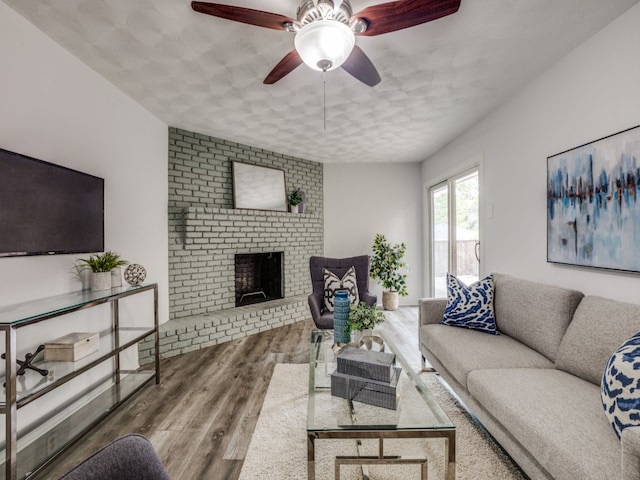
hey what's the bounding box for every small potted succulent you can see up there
[79,251,128,291]
[347,302,385,344]
[288,189,303,213]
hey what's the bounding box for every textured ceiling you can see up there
[4,0,638,163]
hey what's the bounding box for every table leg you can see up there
[308,433,316,480]
[446,431,456,480]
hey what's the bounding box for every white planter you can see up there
[352,328,373,346]
[78,267,92,290]
[382,291,399,311]
[111,267,122,288]
[91,272,112,291]
[289,205,299,213]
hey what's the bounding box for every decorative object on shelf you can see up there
[288,189,303,213]
[369,233,408,310]
[90,272,111,291]
[1,345,48,383]
[547,124,640,273]
[45,332,100,362]
[111,266,123,288]
[124,263,147,286]
[74,264,92,291]
[332,289,351,344]
[297,189,306,213]
[79,251,128,291]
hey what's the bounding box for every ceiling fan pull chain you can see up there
[323,69,327,131]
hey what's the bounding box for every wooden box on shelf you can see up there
[44,332,99,362]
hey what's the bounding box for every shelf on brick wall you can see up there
[182,206,322,243]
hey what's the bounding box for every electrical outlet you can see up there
[47,367,55,382]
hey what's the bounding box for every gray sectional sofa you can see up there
[419,273,640,480]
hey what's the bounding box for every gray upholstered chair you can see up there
[59,434,170,480]
[308,255,377,329]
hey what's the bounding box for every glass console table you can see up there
[307,329,456,480]
[0,284,160,480]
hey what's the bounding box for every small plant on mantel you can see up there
[288,189,303,212]
[288,189,303,207]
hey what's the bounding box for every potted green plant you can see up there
[79,251,128,291]
[370,233,408,311]
[348,302,385,338]
[288,189,303,213]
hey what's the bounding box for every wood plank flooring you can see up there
[36,308,419,479]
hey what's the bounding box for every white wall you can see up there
[422,3,640,303]
[324,163,422,305]
[0,3,169,321]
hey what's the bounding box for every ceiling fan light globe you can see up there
[294,20,355,72]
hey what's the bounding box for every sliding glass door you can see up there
[430,168,479,297]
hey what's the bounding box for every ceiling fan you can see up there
[191,0,461,87]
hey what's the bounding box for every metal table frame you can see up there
[307,330,456,480]
[308,428,456,480]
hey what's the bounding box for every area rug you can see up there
[238,363,526,480]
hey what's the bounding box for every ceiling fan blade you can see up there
[263,50,304,84]
[191,2,296,30]
[341,46,381,87]
[353,0,460,37]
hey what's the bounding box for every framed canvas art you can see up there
[547,125,640,272]
[232,161,287,212]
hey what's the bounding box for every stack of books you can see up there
[330,347,402,410]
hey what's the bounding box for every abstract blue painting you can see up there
[547,125,640,272]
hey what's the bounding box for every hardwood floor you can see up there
[37,308,420,479]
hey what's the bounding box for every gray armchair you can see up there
[308,255,377,329]
[59,434,170,480]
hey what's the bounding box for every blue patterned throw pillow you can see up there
[440,273,498,334]
[601,331,640,439]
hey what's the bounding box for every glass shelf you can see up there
[0,285,153,326]
[0,371,155,480]
[0,327,153,407]
[0,283,159,480]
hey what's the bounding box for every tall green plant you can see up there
[370,233,408,296]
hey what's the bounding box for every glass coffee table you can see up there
[307,330,456,480]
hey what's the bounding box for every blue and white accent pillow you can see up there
[440,273,498,335]
[323,267,359,313]
[601,331,640,439]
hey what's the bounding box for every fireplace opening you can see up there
[234,252,283,307]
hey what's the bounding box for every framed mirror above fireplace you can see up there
[232,161,287,211]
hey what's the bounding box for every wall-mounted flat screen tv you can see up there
[0,148,104,257]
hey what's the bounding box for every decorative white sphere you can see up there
[124,264,147,286]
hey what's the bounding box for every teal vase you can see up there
[333,290,351,344]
